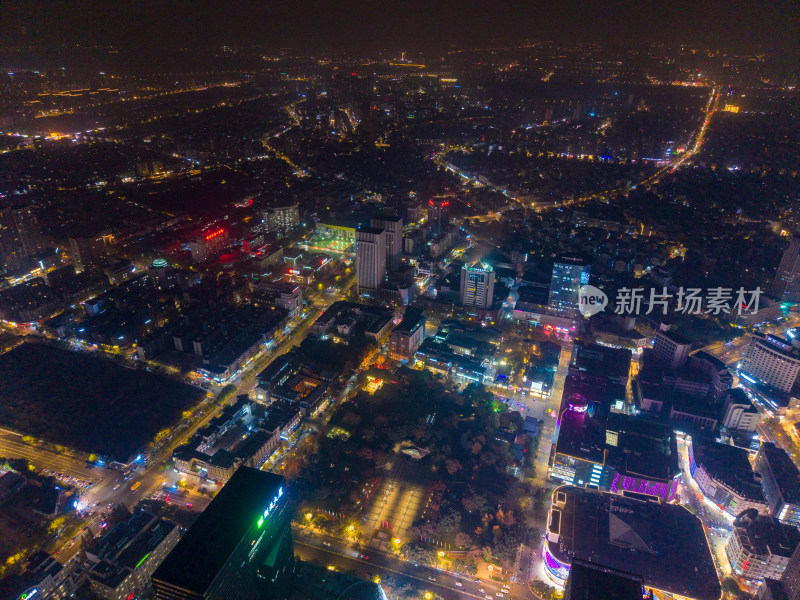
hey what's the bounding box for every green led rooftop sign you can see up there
[135,552,151,569]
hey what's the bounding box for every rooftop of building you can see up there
[732,509,800,559]
[655,329,692,346]
[750,332,800,360]
[571,343,631,381]
[152,468,286,596]
[690,350,727,371]
[604,413,680,482]
[554,377,618,465]
[371,214,403,223]
[691,438,765,503]
[356,226,386,235]
[546,486,721,600]
[758,442,800,504]
[393,308,425,335]
[566,561,644,600]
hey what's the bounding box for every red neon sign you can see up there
[204,228,224,241]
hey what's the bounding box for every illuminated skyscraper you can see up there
[548,256,590,313]
[771,235,800,302]
[460,263,495,309]
[152,468,293,600]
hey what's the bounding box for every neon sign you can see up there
[610,472,678,502]
[204,228,225,241]
[257,486,284,527]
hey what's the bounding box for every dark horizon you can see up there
[2,0,799,56]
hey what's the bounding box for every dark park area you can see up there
[0,342,203,461]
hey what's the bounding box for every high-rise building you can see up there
[549,256,590,313]
[190,227,230,264]
[427,197,450,234]
[460,263,495,309]
[721,388,759,433]
[726,509,800,581]
[85,511,181,600]
[755,442,800,528]
[152,468,293,600]
[653,328,693,370]
[68,233,108,273]
[771,235,800,302]
[263,205,299,236]
[356,227,386,296]
[782,540,800,599]
[0,204,44,272]
[370,215,403,272]
[741,332,800,394]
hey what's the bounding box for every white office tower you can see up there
[356,227,387,297]
[370,215,403,273]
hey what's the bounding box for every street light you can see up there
[305,513,312,520]
[424,593,432,600]
[393,538,401,546]
[438,551,445,558]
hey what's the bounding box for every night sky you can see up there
[1,0,798,54]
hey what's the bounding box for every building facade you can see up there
[548,256,590,313]
[755,442,800,528]
[263,205,299,235]
[190,227,230,263]
[725,509,800,581]
[356,227,387,296]
[653,329,693,370]
[460,264,495,309]
[741,332,800,394]
[389,308,425,361]
[370,215,403,272]
[0,204,44,272]
[689,439,768,516]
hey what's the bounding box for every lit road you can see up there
[0,429,104,483]
[454,86,720,223]
[294,529,540,600]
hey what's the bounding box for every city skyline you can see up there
[0,6,799,600]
